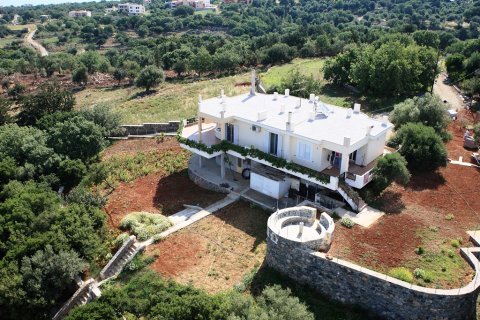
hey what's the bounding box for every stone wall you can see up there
[188,167,230,194]
[117,121,181,137]
[266,229,480,320]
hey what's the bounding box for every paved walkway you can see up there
[142,193,241,246]
[335,206,384,228]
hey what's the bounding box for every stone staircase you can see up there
[99,235,141,280]
[337,181,367,212]
[52,279,100,320]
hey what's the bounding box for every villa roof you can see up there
[199,92,392,146]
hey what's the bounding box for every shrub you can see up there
[445,214,454,221]
[370,153,411,196]
[120,212,172,241]
[389,267,414,283]
[114,233,130,248]
[395,123,448,171]
[450,239,461,248]
[415,246,425,255]
[413,268,426,279]
[340,217,355,228]
[152,234,164,243]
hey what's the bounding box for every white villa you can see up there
[68,10,92,18]
[117,3,146,15]
[180,74,392,212]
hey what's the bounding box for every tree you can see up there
[79,104,123,137]
[46,116,105,162]
[413,30,440,48]
[135,66,164,92]
[18,82,75,126]
[72,65,88,86]
[389,93,450,138]
[370,153,411,196]
[58,159,87,190]
[0,96,12,125]
[394,123,448,171]
[173,5,194,17]
[261,43,297,65]
[190,47,212,75]
[0,124,60,180]
[173,59,189,77]
[113,68,127,85]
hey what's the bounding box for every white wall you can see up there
[364,133,387,164]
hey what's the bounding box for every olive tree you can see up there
[135,66,164,92]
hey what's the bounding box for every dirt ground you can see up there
[103,137,225,228]
[329,109,480,288]
[145,201,269,293]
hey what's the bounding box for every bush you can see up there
[114,233,130,249]
[413,268,433,283]
[370,153,410,196]
[415,246,425,255]
[120,212,172,241]
[388,267,414,283]
[445,214,454,221]
[340,217,355,228]
[395,123,448,171]
[450,239,461,248]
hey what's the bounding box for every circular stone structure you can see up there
[267,206,334,252]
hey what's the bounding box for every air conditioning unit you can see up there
[251,125,261,132]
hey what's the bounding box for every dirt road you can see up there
[433,72,464,110]
[24,26,48,57]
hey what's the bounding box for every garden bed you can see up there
[145,201,269,293]
[329,109,480,289]
[102,138,225,228]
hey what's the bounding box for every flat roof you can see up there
[199,92,392,146]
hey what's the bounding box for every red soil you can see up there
[329,109,480,287]
[102,137,224,229]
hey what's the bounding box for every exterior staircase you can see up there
[99,235,141,280]
[337,180,367,212]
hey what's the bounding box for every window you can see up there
[297,141,312,161]
[226,123,234,143]
[269,133,278,155]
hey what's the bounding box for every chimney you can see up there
[308,112,315,121]
[366,125,373,136]
[286,111,294,131]
[382,115,389,126]
[285,89,290,97]
[250,70,256,96]
[354,103,361,113]
[220,89,224,97]
[309,93,315,102]
[273,92,278,100]
[280,104,285,114]
[344,136,351,147]
[347,109,352,118]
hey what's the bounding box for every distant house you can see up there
[166,0,217,10]
[40,14,50,20]
[68,10,92,18]
[105,6,118,13]
[117,3,146,15]
[144,0,152,6]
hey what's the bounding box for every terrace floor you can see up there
[181,122,219,147]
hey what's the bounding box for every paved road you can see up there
[433,72,464,111]
[24,26,48,57]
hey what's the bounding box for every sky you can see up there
[1,0,114,7]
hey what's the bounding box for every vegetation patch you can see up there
[388,267,414,283]
[340,217,355,229]
[120,212,172,241]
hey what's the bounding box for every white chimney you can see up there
[347,109,352,118]
[285,89,290,97]
[220,89,224,97]
[273,92,278,100]
[354,103,361,113]
[309,112,315,121]
[344,136,351,147]
[280,104,285,113]
[382,115,389,126]
[287,111,292,124]
[258,110,268,121]
[366,125,373,136]
[309,93,315,102]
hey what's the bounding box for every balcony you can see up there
[344,160,377,189]
[180,122,222,158]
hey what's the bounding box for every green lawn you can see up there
[41,36,59,45]
[7,24,35,31]
[75,58,355,124]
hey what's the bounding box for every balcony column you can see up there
[197,96,203,143]
[340,154,349,175]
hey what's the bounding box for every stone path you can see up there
[335,206,384,228]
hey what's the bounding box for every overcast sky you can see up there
[1,0,113,7]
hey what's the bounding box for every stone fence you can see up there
[115,121,181,137]
[266,228,480,320]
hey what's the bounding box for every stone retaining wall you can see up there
[266,230,480,320]
[117,121,181,136]
[188,167,230,194]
